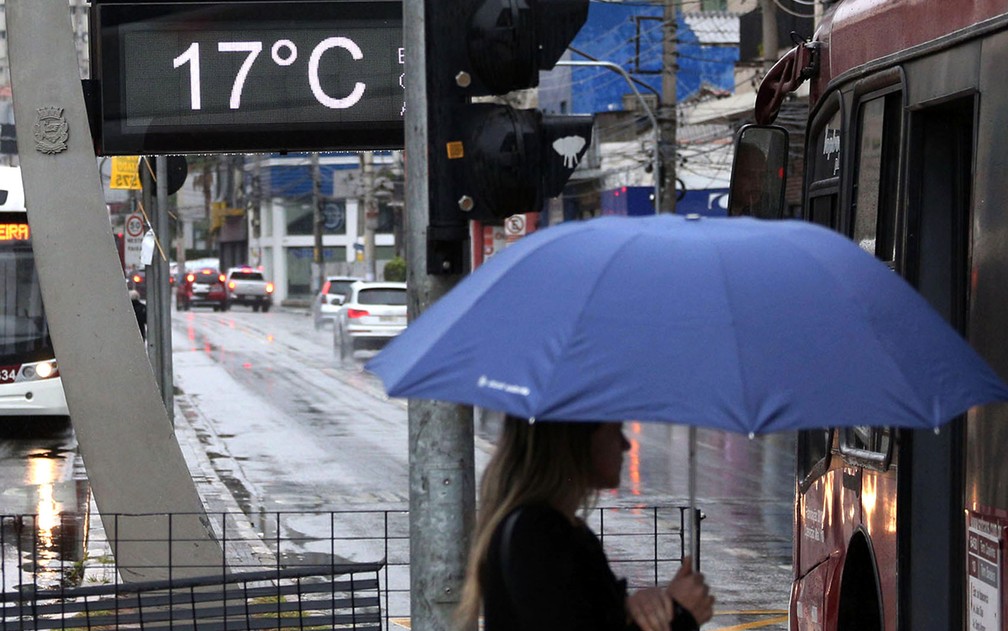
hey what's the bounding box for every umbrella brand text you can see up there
[477,375,531,397]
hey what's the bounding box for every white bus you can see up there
[0,165,69,418]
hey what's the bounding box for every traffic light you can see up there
[424,0,594,274]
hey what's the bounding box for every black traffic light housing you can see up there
[425,0,593,274]
[447,104,592,221]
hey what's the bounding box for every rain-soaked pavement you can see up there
[0,304,794,630]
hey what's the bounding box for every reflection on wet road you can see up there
[0,420,91,590]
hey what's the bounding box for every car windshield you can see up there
[357,288,406,306]
[327,281,356,296]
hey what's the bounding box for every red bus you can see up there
[741,1,1008,629]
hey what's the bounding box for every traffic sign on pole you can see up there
[123,212,145,269]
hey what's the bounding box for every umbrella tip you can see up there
[686,214,701,221]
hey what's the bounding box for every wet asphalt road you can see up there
[0,304,794,629]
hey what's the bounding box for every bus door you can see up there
[898,95,974,631]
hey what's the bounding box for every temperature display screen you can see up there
[94,1,404,154]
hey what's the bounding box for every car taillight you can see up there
[218,274,226,282]
[347,308,369,319]
[186,273,195,282]
[132,274,142,284]
[228,281,236,290]
[266,282,274,293]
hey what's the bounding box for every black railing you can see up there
[0,505,700,630]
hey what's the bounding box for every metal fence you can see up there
[0,505,699,630]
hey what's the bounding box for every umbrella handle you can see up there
[688,426,698,572]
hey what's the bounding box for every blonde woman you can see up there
[459,418,714,631]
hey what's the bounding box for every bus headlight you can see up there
[22,360,58,381]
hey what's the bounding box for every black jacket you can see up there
[482,504,697,631]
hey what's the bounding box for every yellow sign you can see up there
[110,155,141,190]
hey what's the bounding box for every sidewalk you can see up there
[79,392,272,586]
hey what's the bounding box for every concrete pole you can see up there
[251,156,262,268]
[311,152,323,292]
[154,156,173,421]
[759,0,780,69]
[362,151,377,281]
[660,0,678,212]
[406,0,476,629]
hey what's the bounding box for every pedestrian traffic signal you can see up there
[448,105,592,221]
[424,0,593,274]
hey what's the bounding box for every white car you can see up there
[312,275,362,329]
[334,281,407,361]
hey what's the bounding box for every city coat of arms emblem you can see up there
[33,106,69,154]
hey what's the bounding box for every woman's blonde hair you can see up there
[456,417,601,629]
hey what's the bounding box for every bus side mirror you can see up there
[728,125,789,219]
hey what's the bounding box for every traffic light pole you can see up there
[406,1,476,630]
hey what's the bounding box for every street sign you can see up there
[110,155,141,189]
[123,212,145,268]
[91,1,404,155]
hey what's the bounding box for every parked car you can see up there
[225,266,274,312]
[312,275,363,329]
[333,281,407,361]
[176,268,229,311]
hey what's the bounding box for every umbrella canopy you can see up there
[366,215,1008,434]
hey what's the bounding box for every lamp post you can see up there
[556,60,662,212]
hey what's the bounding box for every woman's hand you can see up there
[625,586,673,631]
[667,557,714,624]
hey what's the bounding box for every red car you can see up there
[175,268,230,311]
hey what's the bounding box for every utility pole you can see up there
[759,0,779,69]
[407,0,475,629]
[251,156,262,268]
[361,151,377,281]
[311,152,323,293]
[660,0,678,212]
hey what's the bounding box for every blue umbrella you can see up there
[367,214,1008,433]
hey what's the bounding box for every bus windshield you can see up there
[0,213,54,364]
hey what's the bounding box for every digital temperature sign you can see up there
[92,1,404,154]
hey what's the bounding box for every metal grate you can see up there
[0,505,699,630]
